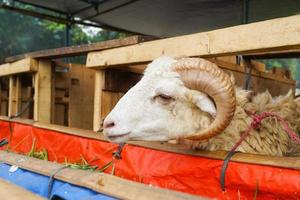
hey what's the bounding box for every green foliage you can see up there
[260,58,300,88]
[0,6,130,63]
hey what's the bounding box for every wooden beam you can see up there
[0,78,9,116]
[0,178,46,200]
[101,91,124,120]
[104,69,142,93]
[114,60,295,85]
[5,36,156,63]
[244,47,300,59]
[8,75,21,117]
[209,59,295,85]
[33,60,53,123]
[0,116,299,170]
[93,70,105,132]
[0,151,203,200]
[53,69,69,126]
[68,64,95,130]
[86,15,300,68]
[0,58,38,77]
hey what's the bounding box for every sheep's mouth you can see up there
[107,133,130,142]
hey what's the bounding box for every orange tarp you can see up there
[0,120,299,199]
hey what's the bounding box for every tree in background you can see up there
[0,8,129,63]
[261,59,300,93]
[0,5,299,92]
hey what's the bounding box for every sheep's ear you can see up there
[188,90,217,118]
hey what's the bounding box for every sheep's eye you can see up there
[154,94,174,104]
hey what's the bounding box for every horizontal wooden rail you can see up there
[86,15,300,68]
[0,151,202,200]
[114,59,296,85]
[0,58,38,77]
[0,116,299,170]
[5,36,156,63]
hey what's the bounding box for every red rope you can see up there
[220,110,299,191]
[230,110,300,152]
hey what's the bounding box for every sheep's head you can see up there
[103,56,236,143]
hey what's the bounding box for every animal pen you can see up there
[0,16,300,200]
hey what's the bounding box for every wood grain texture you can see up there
[0,151,203,200]
[0,77,9,116]
[8,76,21,117]
[5,36,157,63]
[101,91,124,119]
[0,58,38,77]
[93,70,105,131]
[107,59,295,97]
[104,69,142,93]
[33,60,53,123]
[68,63,95,130]
[86,15,300,68]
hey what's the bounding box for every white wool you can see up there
[103,56,300,156]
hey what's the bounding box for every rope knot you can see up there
[246,110,300,143]
[250,112,273,129]
[112,143,125,160]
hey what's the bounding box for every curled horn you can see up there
[172,58,236,140]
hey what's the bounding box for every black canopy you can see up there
[2,0,300,37]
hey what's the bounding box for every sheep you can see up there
[103,56,300,156]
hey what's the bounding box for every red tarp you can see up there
[0,120,299,199]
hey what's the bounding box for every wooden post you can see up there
[68,64,95,130]
[8,75,21,117]
[0,78,9,116]
[93,70,104,132]
[8,76,14,117]
[34,60,53,123]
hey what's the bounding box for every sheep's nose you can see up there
[103,119,115,129]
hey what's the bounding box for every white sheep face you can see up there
[103,56,216,143]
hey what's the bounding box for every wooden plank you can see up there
[0,116,299,170]
[0,151,203,200]
[5,36,157,63]
[104,69,142,93]
[8,76,21,117]
[0,178,46,200]
[54,104,66,126]
[116,59,295,85]
[86,15,300,68]
[93,70,105,132]
[209,59,295,85]
[33,60,53,123]
[222,69,295,96]
[20,87,33,119]
[68,63,95,130]
[244,47,300,59]
[101,91,124,120]
[0,78,9,116]
[118,64,147,74]
[53,70,69,126]
[15,76,21,116]
[81,66,96,130]
[0,58,38,77]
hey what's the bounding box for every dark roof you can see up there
[5,0,300,37]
